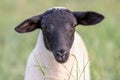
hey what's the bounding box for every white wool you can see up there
[25,30,90,80]
[48,7,67,11]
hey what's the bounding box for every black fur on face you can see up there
[15,7,104,63]
[41,9,77,63]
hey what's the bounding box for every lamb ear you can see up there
[15,15,42,33]
[73,11,104,25]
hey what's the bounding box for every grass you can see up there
[34,53,89,80]
[34,54,46,77]
[0,0,120,80]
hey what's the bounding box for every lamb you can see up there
[15,7,104,80]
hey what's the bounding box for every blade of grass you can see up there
[71,54,79,80]
[62,63,76,80]
[79,60,89,80]
[34,54,46,77]
[76,59,79,80]
[71,54,89,80]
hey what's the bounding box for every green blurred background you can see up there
[0,0,120,80]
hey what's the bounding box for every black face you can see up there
[15,7,104,63]
[41,9,77,63]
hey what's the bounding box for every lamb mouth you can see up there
[54,53,69,63]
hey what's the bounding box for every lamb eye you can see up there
[41,25,46,29]
[72,23,77,27]
[41,25,51,33]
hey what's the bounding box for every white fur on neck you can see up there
[25,30,90,80]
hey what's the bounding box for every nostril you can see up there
[56,51,63,56]
[55,49,69,63]
[56,49,68,57]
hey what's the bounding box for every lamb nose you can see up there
[56,49,67,57]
